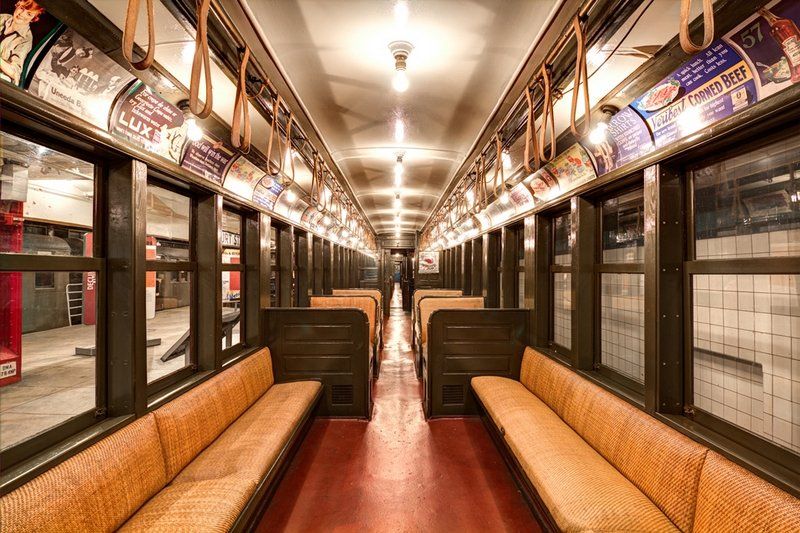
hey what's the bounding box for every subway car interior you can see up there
[1,0,800,531]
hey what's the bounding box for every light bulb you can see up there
[186,118,203,142]
[285,189,297,202]
[322,215,331,226]
[502,150,512,170]
[392,69,409,93]
[500,191,510,204]
[394,174,402,188]
[677,106,704,135]
[343,230,350,238]
[588,122,609,145]
[393,197,402,209]
[394,160,403,177]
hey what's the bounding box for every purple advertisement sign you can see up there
[110,81,186,163]
[579,106,654,176]
[180,134,235,185]
[631,40,758,148]
[725,0,800,100]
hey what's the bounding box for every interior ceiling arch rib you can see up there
[234,0,564,236]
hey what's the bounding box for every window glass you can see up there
[146,185,190,262]
[693,134,800,260]
[553,272,572,349]
[0,271,97,450]
[553,213,572,266]
[1,132,94,257]
[517,227,525,307]
[221,210,242,351]
[692,274,800,453]
[270,225,279,307]
[146,270,192,383]
[602,189,644,263]
[601,273,645,383]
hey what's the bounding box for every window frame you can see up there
[548,207,573,358]
[220,205,247,359]
[0,125,108,469]
[144,179,198,396]
[594,183,646,395]
[682,130,800,465]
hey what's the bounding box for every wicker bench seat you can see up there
[1,348,322,532]
[472,347,800,532]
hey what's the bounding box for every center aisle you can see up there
[258,285,539,532]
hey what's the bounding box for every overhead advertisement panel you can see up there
[110,81,186,163]
[180,133,236,185]
[253,175,284,212]
[224,156,266,199]
[28,28,134,130]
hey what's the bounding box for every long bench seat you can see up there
[472,347,800,532]
[0,348,322,532]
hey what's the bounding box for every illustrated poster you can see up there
[224,156,266,199]
[252,175,284,212]
[28,27,133,129]
[725,0,800,100]
[631,40,757,147]
[580,106,654,176]
[0,0,61,88]
[180,133,235,185]
[418,251,439,274]
[110,81,186,163]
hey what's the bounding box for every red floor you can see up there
[257,286,539,532]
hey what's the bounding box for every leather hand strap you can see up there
[570,15,592,138]
[231,47,252,152]
[266,95,283,175]
[492,133,506,198]
[281,113,295,188]
[680,0,714,54]
[122,0,155,70]
[523,84,541,173]
[538,64,557,163]
[189,0,213,118]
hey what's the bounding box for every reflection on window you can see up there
[693,134,800,260]
[146,270,192,383]
[693,274,800,453]
[602,189,644,263]
[146,185,190,262]
[553,213,572,265]
[553,273,572,349]
[517,227,525,307]
[601,273,644,383]
[221,210,242,351]
[270,226,279,307]
[1,132,95,257]
[0,271,97,450]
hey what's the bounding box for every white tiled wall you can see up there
[553,272,572,349]
[695,230,800,260]
[601,273,645,383]
[693,273,800,453]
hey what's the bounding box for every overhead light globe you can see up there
[392,70,409,93]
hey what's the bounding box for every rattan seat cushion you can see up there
[174,381,321,485]
[473,376,679,532]
[119,475,255,532]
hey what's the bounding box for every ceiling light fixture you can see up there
[393,194,402,210]
[588,105,618,145]
[285,189,297,202]
[389,40,413,93]
[394,154,404,187]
